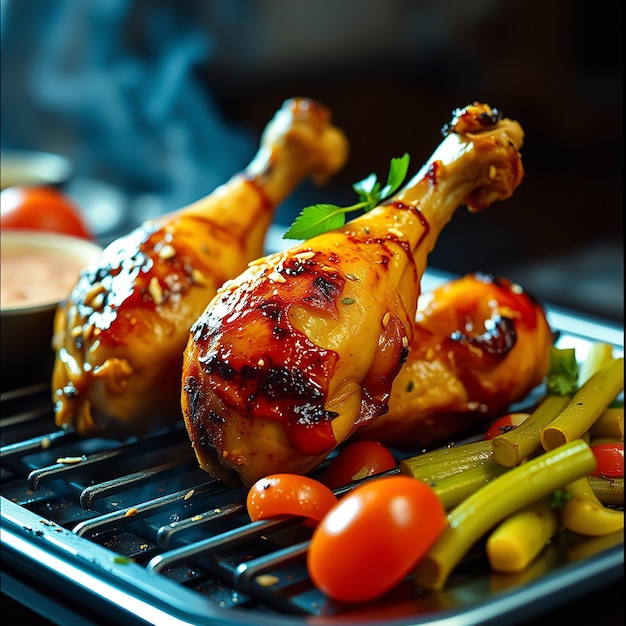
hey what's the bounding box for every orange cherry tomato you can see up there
[246,474,338,526]
[590,442,624,477]
[320,440,396,489]
[307,475,446,603]
[0,186,94,240]
[484,412,530,440]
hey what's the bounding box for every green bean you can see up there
[589,436,623,446]
[491,394,571,468]
[542,358,624,451]
[431,460,508,510]
[578,342,614,385]
[589,431,624,447]
[414,439,595,591]
[590,406,624,439]
[588,476,624,506]
[400,440,493,484]
[486,497,560,573]
[561,476,624,536]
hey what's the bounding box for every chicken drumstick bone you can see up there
[182,102,525,487]
[52,98,349,440]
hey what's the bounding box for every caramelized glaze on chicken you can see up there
[357,272,554,449]
[51,98,349,439]
[181,102,525,486]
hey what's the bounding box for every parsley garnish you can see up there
[283,153,411,240]
[549,488,573,509]
[546,346,579,396]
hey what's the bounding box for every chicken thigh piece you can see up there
[52,98,349,440]
[357,272,554,449]
[181,102,526,487]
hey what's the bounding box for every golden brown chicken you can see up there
[51,98,349,440]
[181,102,526,487]
[356,272,554,449]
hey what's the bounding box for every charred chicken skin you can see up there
[357,272,554,449]
[52,98,349,439]
[182,102,525,487]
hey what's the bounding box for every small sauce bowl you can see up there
[1,150,73,190]
[1,230,102,392]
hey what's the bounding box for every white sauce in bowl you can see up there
[1,248,85,307]
[0,230,102,311]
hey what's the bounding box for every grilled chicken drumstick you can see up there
[357,272,554,449]
[52,98,349,439]
[182,102,525,487]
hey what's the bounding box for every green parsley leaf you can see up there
[546,346,579,396]
[282,203,348,241]
[353,172,379,198]
[549,488,573,509]
[283,153,411,240]
[380,153,411,198]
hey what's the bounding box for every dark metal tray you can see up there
[2,270,623,626]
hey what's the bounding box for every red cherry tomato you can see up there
[590,442,624,477]
[307,475,446,603]
[320,440,396,489]
[246,474,338,526]
[0,186,94,240]
[484,412,530,440]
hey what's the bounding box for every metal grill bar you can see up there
[73,480,221,537]
[26,427,193,490]
[147,516,303,575]
[0,430,78,461]
[157,501,245,549]
[80,457,201,509]
[234,540,310,590]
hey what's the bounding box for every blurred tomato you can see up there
[590,442,624,477]
[307,475,446,603]
[320,440,396,489]
[484,412,530,440]
[246,474,338,526]
[0,186,94,240]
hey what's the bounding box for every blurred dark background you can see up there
[1,0,623,321]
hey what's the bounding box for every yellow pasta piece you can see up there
[486,498,559,573]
